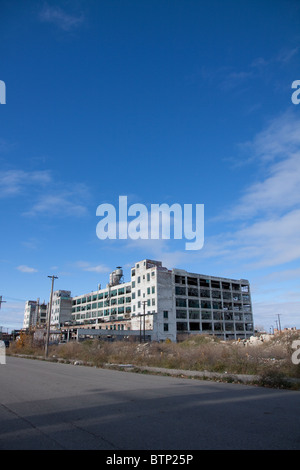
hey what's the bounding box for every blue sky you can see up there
[0,0,300,332]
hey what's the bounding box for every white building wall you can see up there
[50,290,72,327]
[23,301,37,329]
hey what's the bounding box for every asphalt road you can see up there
[0,356,300,450]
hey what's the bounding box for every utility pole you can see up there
[0,296,6,309]
[45,275,58,358]
[0,296,6,340]
[277,314,282,333]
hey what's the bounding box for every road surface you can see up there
[0,356,299,450]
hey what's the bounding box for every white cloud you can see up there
[204,111,300,270]
[75,261,111,273]
[0,168,90,218]
[39,4,85,32]
[0,169,52,198]
[215,209,300,269]
[233,152,300,219]
[23,193,88,218]
[16,265,38,273]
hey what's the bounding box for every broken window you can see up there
[224,312,233,320]
[175,286,186,296]
[243,304,251,312]
[232,293,241,301]
[200,278,210,287]
[211,280,220,289]
[200,289,210,298]
[223,302,232,311]
[187,276,198,286]
[213,301,222,309]
[213,311,222,320]
[202,322,212,331]
[176,298,186,307]
[189,322,200,331]
[176,310,187,319]
[211,290,221,299]
[189,310,200,319]
[176,322,188,331]
[241,284,249,293]
[175,275,186,285]
[233,303,242,311]
[188,287,198,297]
[222,282,230,290]
[223,291,232,300]
[225,322,234,331]
[201,311,211,320]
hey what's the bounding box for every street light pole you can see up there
[45,275,58,358]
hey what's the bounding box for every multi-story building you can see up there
[23,259,254,341]
[23,299,48,329]
[23,300,38,329]
[69,259,254,342]
[50,290,72,327]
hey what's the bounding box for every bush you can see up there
[258,369,292,389]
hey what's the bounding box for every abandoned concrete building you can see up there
[23,300,47,330]
[60,259,254,342]
[23,259,254,342]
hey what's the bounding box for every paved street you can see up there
[0,356,300,450]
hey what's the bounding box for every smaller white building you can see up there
[23,299,48,329]
[23,301,38,329]
[50,290,72,327]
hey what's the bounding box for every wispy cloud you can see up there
[75,261,111,273]
[205,110,300,270]
[16,265,38,273]
[39,4,85,32]
[23,192,88,218]
[0,168,90,218]
[0,169,52,198]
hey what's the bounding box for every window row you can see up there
[175,286,250,302]
[176,298,251,311]
[176,310,253,321]
[176,322,254,332]
[72,296,131,311]
[73,287,131,305]
[72,306,131,318]
[175,275,249,292]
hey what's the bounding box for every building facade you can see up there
[23,300,37,329]
[23,299,47,329]
[69,259,253,341]
[50,290,72,327]
[23,259,254,341]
